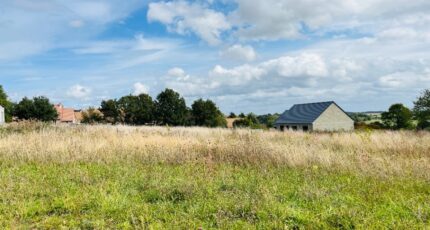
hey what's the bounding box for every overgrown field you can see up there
[0,123,429,229]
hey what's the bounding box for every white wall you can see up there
[0,106,5,124]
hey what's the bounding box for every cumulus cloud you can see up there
[147,1,231,45]
[167,67,190,81]
[220,44,257,62]
[67,84,91,99]
[230,0,430,41]
[133,82,150,95]
[165,53,330,97]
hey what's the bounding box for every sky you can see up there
[1,0,430,114]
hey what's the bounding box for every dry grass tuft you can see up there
[1,123,429,179]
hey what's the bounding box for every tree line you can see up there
[83,88,227,127]
[0,86,227,128]
[1,85,430,130]
[356,89,430,130]
[0,86,57,122]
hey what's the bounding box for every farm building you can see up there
[274,101,354,132]
[54,104,82,124]
[0,105,4,124]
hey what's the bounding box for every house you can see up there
[0,105,4,124]
[274,101,354,132]
[54,104,81,124]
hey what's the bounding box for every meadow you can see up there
[0,123,429,229]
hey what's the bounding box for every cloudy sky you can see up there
[1,0,430,113]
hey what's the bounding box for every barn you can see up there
[0,105,5,124]
[274,101,354,132]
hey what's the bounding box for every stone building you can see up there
[274,101,354,132]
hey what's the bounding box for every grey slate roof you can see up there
[275,101,335,124]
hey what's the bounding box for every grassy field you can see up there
[0,123,429,229]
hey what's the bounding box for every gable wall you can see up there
[312,104,354,131]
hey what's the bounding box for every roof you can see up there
[275,101,338,124]
[54,104,75,122]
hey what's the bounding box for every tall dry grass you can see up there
[1,122,429,180]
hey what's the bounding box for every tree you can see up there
[100,99,120,124]
[0,85,14,122]
[191,99,226,127]
[233,113,263,129]
[82,107,103,124]
[228,112,237,118]
[246,113,259,124]
[238,113,246,118]
[117,94,155,125]
[413,89,430,130]
[155,89,188,126]
[13,97,33,120]
[233,118,253,128]
[381,103,413,130]
[14,96,58,121]
[257,113,280,128]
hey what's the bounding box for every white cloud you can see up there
[220,44,257,62]
[147,1,231,45]
[209,53,328,87]
[209,64,265,86]
[67,84,91,99]
[164,53,330,97]
[167,67,190,81]
[261,53,328,78]
[133,82,150,95]
[230,0,430,41]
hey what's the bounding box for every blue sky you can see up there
[1,0,430,114]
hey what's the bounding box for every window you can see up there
[280,125,284,131]
[286,126,290,130]
[292,126,297,131]
[303,126,309,132]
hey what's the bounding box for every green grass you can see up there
[1,161,429,229]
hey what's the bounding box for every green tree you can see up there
[13,97,33,120]
[14,96,58,122]
[233,113,263,129]
[413,89,430,130]
[155,89,188,126]
[238,113,246,118]
[100,99,120,124]
[228,112,237,118]
[257,113,280,128]
[191,99,226,127]
[246,113,259,124]
[117,94,155,125]
[381,103,413,130]
[0,85,14,122]
[82,107,103,124]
